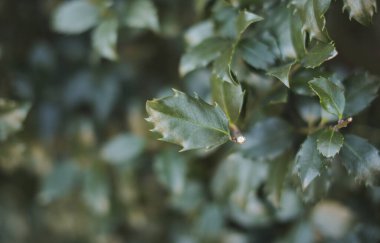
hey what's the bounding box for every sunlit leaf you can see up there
[124,0,159,31]
[92,18,118,60]
[101,133,145,165]
[343,0,377,26]
[52,0,99,34]
[146,89,230,151]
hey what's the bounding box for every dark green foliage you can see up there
[1,0,380,242]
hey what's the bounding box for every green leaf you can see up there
[290,10,307,59]
[267,62,295,87]
[309,77,345,119]
[38,161,80,204]
[266,155,293,206]
[211,153,268,205]
[339,134,380,185]
[291,0,331,42]
[124,0,159,32]
[238,37,276,70]
[0,100,31,142]
[101,133,145,165]
[154,150,187,195]
[296,96,321,125]
[235,10,263,38]
[242,117,293,160]
[180,37,230,77]
[184,20,214,47]
[52,0,99,34]
[82,168,110,215]
[301,41,337,68]
[317,128,344,158]
[92,18,118,60]
[211,74,244,123]
[344,73,380,116]
[146,89,230,151]
[295,134,325,189]
[343,0,377,26]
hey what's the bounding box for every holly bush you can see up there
[1,0,380,242]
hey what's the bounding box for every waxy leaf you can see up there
[291,0,331,42]
[344,73,380,116]
[309,77,345,119]
[92,18,118,60]
[317,128,344,158]
[238,37,276,70]
[343,0,377,26]
[301,41,337,68]
[52,0,99,34]
[211,74,244,123]
[124,0,159,31]
[180,38,230,77]
[295,134,325,189]
[242,117,293,160]
[146,90,230,151]
[340,134,380,185]
[236,10,263,38]
[268,62,295,87]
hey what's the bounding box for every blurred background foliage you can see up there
[1,0,380,242]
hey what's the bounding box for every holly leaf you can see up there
[238,37,277,70]
[291,0,331,42]
[309,77,345,119]
[267,62,295,88]
[211,74,244,123]
[180,37,230,77]
[146,90,230,151]
[124,0,159,32]
[236,10,263,38]
[343,0,377,26]
[339,134,380,185]
[317,128,344,158]
[344,73,380,116]
[92,18,118,60]
[52,0,99,34]
[295,134,326,189]
[242,117,293,160]
[301,41,337,68]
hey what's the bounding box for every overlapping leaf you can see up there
[309,77,345,119]
[242,117,293,160]
[339,134,380,185]
[344,73,380,116]
[146,90,230,151]
[343,0,377,26]
[211,74,244,123]
[295,134,326,189]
